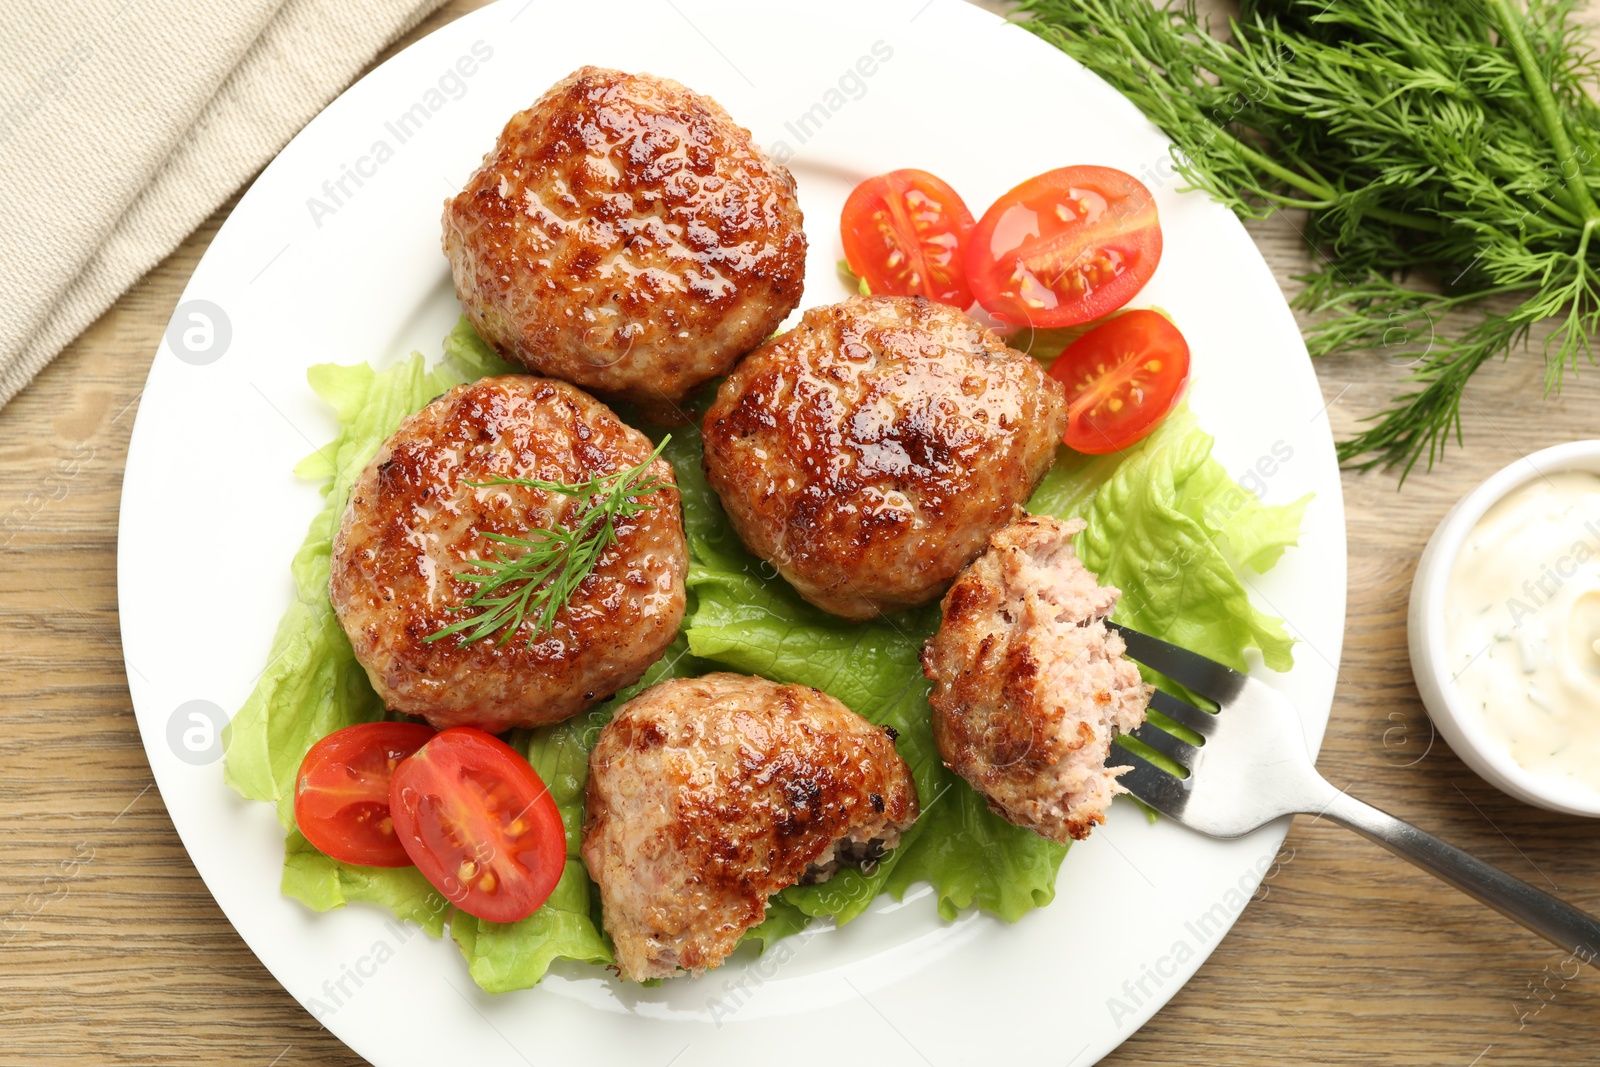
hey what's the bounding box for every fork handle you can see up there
[1319,790,1600,962]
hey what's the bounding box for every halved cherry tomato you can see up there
[294,721,436,868]
[967,165,1162,328]
[388,727,565,923]
[1048,309,1190,455]
[841,169,976,306]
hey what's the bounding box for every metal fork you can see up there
[1109,623,1600,960]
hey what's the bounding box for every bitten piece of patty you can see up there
[582,673,917,981]
[921,515,1150,842]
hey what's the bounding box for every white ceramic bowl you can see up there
[1410,440,1600,816]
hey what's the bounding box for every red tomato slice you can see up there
[388,727,566,923]
[294,721,436,868]
[1048,310,1190,455]
[841,168,976,306]
[968,165,1162,328]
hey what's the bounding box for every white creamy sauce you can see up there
[1445,471,1600,791]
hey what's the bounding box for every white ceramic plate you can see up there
[117,2,1347,1063]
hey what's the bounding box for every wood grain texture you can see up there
[4,1,1600,1064]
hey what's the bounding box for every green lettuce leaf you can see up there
[227,318,1310,992]
[448,864,611,993]
[282,830,451,936]
[741,895,813,953]
[1175,453,1311,575]
[222,326,617,990]
[1031,407,1304,672]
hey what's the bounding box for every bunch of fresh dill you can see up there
[1017,0,1600,475]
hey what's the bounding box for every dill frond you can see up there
[424,437,671,647]
[1018,0,1600,475]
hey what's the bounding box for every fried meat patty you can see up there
[702,295,1068,620]
[581,672,917,980]
[329,375,686,731]
[443,66,806,410]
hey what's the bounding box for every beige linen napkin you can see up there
[0,0,447,407]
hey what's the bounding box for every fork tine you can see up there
[1147,688,1217,737]
[1128,723,1201,770]
[1109,622,1247,704]
[1107,743,1189,815]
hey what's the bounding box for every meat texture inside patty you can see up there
[701,295,1068,621]
[329,375,686,732]
[581,673,918,981]
[442,66,807,411]
[921,515,1150,842]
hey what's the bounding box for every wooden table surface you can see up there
[6,2,1600,1064]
